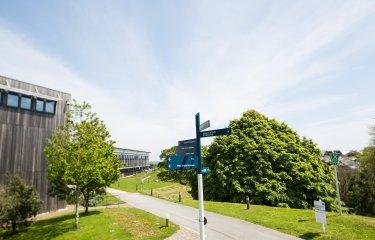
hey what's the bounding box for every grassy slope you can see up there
[178,199,375,240]
[95,193,125,207]
[1,208,178,240]
[110,171,375,240]
[111,171,173,193]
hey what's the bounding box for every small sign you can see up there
[330,152,340,165]
[178,138,196,146]
[167,155,198,170]
[199,120,210,131]
[314,200,326,224]
[176,145,197,156]
[202,167,210,174]
[200,127,231,138]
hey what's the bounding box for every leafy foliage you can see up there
[0,174,42,233]
[45,100,121,229]
[200,110,337,210]
[348,123,375,216]
[337,166,357,207]
[349,146,375,216]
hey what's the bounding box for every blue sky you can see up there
[1,0,374,161]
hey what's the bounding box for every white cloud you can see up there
[0,25,170,160]
[1,1,374,160]
[301,118,373,152]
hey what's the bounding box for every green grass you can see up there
[151,184,193,201]
[176,199,375,240]
[94,193,125,207]
[1,208,178,240]
[111,173,375,239]
[110,171,175,193]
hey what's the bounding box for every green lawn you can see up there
[111,171,175,193]
[1,208,178,240]
[94,193,125,207]
[176,199,375,240]
[110,172,375,240]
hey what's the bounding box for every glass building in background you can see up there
[114,147,150,176]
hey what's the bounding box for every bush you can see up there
[0,174,42,233]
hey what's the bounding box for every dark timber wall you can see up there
[0,76,71,213]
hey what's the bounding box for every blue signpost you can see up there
[167,155,198,170]
[166,113,231,240]
[195,113,231,240]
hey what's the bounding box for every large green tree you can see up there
[201,110,337,210]
[45,100,120,229]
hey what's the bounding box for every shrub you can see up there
[0,174,42,233]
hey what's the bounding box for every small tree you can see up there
[0,174,42,233]
[45,100,120,229]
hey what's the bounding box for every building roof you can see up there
[114,147,150,154]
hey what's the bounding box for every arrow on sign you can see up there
[202,167,210,174]
[167,155,198,170]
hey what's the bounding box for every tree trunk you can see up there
[74,185,79,230]
[11,220,16,233]
[84,191,89,214]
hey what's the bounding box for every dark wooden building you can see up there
[0,75,71,213]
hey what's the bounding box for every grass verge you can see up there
[177,199,375,240]
[111,173,375,240]
[94,193,125,207]
[110,171,175,193]
[1,208,178,240]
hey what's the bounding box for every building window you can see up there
[20,96,32,110]
[7,92,19,108]
[45,100,56,114]
[0,90,2,106]
[35,99,44,112]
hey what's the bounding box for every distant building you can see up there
[114,147,150,176]
[0,75,71,213]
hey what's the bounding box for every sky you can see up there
[0,0,374,161]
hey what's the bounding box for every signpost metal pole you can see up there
[331,152,342,216]
[334,165,342,215]
[195,112,205,240]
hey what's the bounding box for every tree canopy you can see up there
[201,110,337,210]
[45,100,120,229]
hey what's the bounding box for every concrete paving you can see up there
[107,188,302,240]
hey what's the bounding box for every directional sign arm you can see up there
[199,127,232,138]
[199,120,210,131]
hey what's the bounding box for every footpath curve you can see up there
[107,188,302,240]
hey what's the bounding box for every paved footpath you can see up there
[108,188,301,240]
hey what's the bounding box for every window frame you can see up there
[35,98,45,112]
[45,100,56,114]
[20,95,32,110]
[6,92,20,108]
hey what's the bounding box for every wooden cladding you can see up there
[0,76,71,213]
